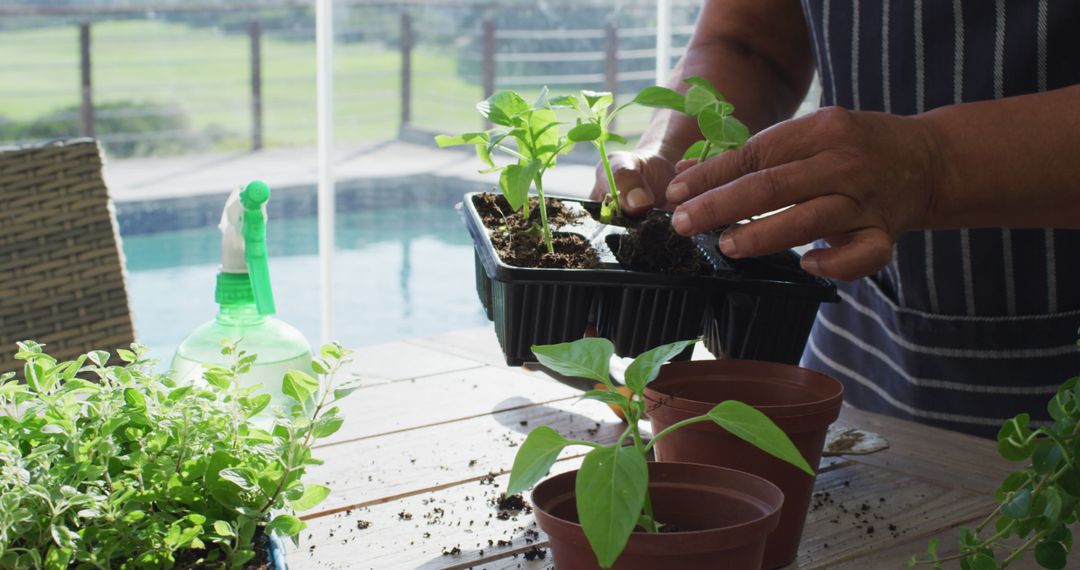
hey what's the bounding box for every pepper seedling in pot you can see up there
[508,337,813,568]
[435,89,574,254]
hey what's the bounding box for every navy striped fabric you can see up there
[798,0,1080,437]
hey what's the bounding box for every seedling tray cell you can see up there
[460,192,838,366]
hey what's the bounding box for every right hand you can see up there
[591,150,679,216]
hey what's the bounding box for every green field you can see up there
[0,19,651,154]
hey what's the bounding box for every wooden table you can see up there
[291,327,1031,569]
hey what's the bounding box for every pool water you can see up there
[121,204,487,364]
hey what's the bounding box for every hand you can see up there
[665,107,941,281]
[591,150,679,216]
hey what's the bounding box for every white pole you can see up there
[316,0,335,343]
[655,0,671,85]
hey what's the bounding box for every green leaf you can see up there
[624,340,694,395]
[266,514,306,537]
[967,553,998,570]
[546,94,579,110]
[43,546,71,570]
[1044,487,1063,523]
[312,415,344,438]
[475,142,497,170]
[498,160,540,212]
[528,109,562,162]
[697,107,750,149]
[479,91,530,127]
[998,414,1036,461]
[633,86,685,113]
[682,76,722,98]
[290,483,331,511]
[682,140,708,161]
[1033,443,1063,474]
[531,338,614,387]
[706,401,814,475]
[567,123,602,142]
[213,520,234,537]
[582,90,613,113]
[123,388,146,409]
[580,389,630,409]
[246,393,272,418]
[1035,540,1067,570]
[575,445,648,569]
[684,84,717,116]
[282,370,319,404]
[600,131,628,145]
[1002,488,1033,519]
[507,427,569,495]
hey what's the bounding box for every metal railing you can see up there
[0,1,702,157]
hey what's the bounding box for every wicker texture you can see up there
[0,140,135,374]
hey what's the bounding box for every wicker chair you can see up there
[0,139,136,375]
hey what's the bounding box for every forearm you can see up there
[637,0,814,162]
[920,84,1080,230]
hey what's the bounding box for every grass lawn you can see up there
[0,18,650,154]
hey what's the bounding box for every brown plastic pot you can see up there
[642,360,843,569]
[532,462,783,569]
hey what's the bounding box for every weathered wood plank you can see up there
[319,366,583,447]
[289,460,581,570]
[836,407,1013,495]
[407,327,510,368]
[341,341,486,388]
[305,397,639,515]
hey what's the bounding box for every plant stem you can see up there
[1001,529,1048,568]
[644,416,711,453]
[627,407,658,532]
[698,141,712,163]
[533,175,554,255]
[597,140,621,220]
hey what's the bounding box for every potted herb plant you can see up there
[907,351,1080,570]
[0,340,355,569]
[508,337,814,569]
[642,358,844,569]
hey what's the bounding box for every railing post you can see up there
[400,11,413,129]
[79,21,94,138]
[249,19,264,151]
[482,16,495,129]
[604,20,618,131]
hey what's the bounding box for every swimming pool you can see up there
[119,176,489,364]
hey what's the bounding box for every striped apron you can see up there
[798,0,1080,437]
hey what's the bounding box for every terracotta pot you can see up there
[532,462,783,569]
[643,360,843,569]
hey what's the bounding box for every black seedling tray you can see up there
[460,192,838,366]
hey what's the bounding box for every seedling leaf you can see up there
[568,123,602,142]
[498,160,541,212]
[532,338,614,387]
[507,426,569,495]
[633,86,685,113]
[576,445,648,569]
[707,401,814,475]
[624,340,695,395]
[480,91,531,127]
[289,484,331,511]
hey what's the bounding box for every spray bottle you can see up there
[171,180,312,413]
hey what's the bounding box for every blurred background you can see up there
[0,0,819,361]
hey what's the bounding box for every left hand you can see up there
[665,106,942,281]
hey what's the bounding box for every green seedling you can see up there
[546,90,631,223]
[0,340,357,569]
[435,89,574,254]
[907,356,1080,570]
[507,338,813,569]
[635,76,750,162]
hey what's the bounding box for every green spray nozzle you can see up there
[239,180,276,316]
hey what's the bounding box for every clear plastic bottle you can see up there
[171,181,312,418]
[172,274,311,412]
